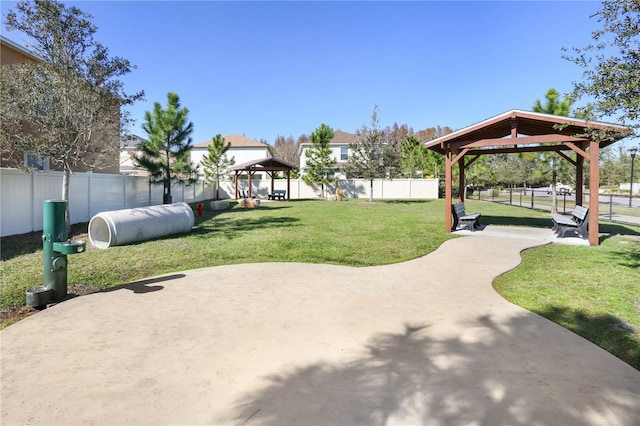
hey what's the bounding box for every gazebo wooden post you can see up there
[588,140,600,246]
[234,171,239,199]
[269,171,275,195]
[576,145,585,206]
[286,170,291,201]
[248,169,253,198]
[445,145,453,232]
[458,157,466,202]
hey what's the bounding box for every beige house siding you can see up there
[0,36,120,174]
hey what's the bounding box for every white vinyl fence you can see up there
[218,177,439,201]
[1,169,215,237]
[1,168,439,237]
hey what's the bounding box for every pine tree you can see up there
[532,88,574,213]
[200,134,235,200]
[302,123,336,198]
[135,92,197,204]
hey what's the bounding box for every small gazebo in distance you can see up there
[230,157,296,201]
[425,110,633,246]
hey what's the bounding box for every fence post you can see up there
[531,188,534,209]
[31,171,36,233]
[519,188,523,206]
[123,174,127,209]
[610,193,613,221]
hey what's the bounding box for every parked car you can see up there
[547,182,573,195]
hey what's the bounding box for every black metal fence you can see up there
[470,187,639,226]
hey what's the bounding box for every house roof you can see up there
[230,157,296,172]
[193,134,268,148]
[120,134,147,149]
[330,130,357,144]
[0,35,42,63]
[424,109,633,155]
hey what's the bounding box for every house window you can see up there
[340,146,348,161]
[24,152,50,171]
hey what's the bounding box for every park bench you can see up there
[239,190,257,199]
[452,202,481,231]
[552,205,589,239]
[268,189,286,200]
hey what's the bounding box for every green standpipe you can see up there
[26,200,86,307]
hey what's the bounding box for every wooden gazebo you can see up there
[230,157,296,201]
[425,110,632,246]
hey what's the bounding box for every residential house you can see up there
[0,35,120,173]
[119,134,149,175]
[191,134,272,179]
[298,130,356,178]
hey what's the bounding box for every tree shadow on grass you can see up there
[190,216,300,240]
[533,306,639,371]
[599,222,640,236]
[224,317,639,425]
[382,200,434,205]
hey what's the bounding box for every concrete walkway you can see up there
[1,228,638,425]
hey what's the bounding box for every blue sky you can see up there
[2,1,613,146]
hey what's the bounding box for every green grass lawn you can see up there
[1,198,639,369]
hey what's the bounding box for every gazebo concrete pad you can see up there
[1,235,638,425]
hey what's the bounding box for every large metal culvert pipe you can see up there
[89,202,194,249]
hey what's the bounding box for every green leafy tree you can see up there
[302,123,336,198]
[400,135,444,178]
[400,135,424,178]
[135,92,197,204]
[200,134,235,200]
[0,0,143,229]
[563,0,640,136]
[344,105,399,201]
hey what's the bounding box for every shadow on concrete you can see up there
[101,273,186,294]
[480,214,552,229]
[227,317,638,425]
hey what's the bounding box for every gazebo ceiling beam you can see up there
[459,134,588,149]
[465,154,482,168]
[565,142,590,161]
[557,150,577,166]
[469,145,575,155]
